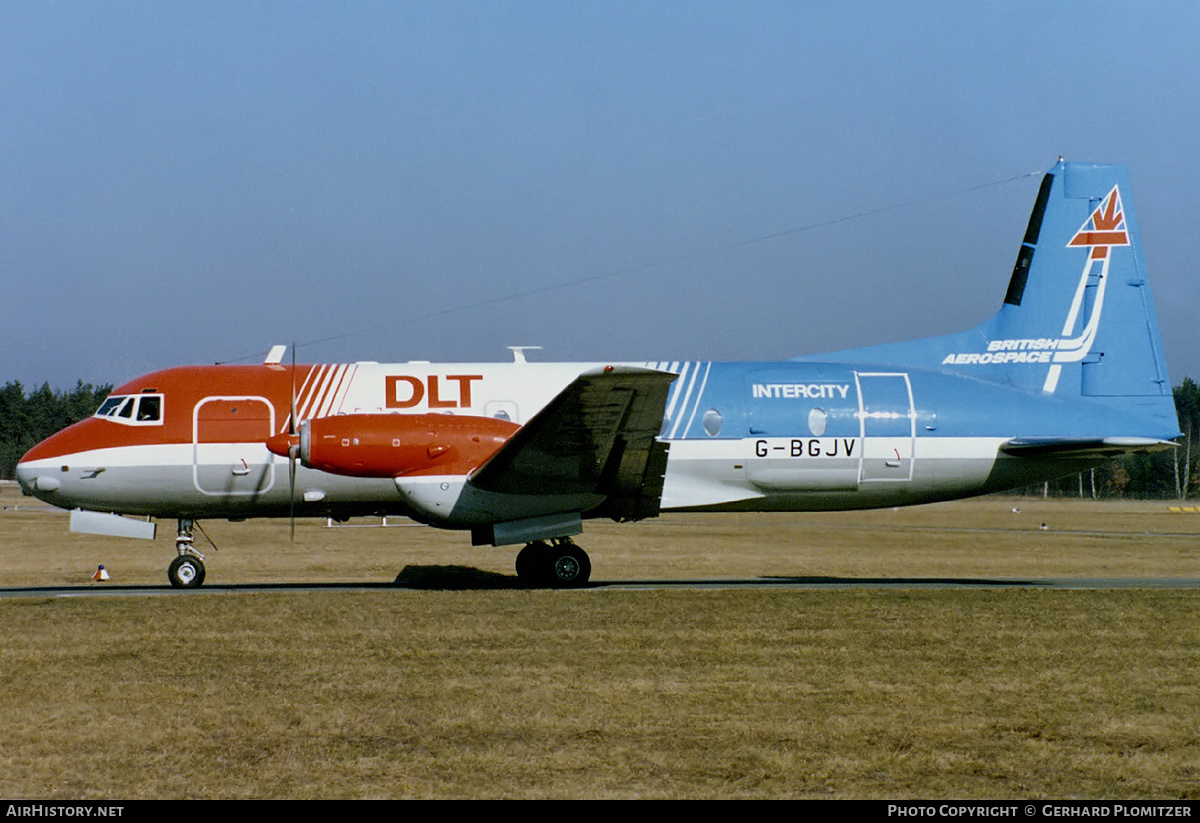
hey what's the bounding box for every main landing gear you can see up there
[168,518,206,588]
[515,538,592,588]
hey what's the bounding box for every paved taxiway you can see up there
[5,575,1200,599]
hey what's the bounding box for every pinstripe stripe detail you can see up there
[314,364,349,418]
[309,365,340,420]
[679,361,712,439]
[281,364,321,434]
[298,364,336,422]
[668,361,711,439]
[295,364,323,422]
[325,363,358,415]
[663,361,692,428]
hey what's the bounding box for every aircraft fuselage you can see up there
[16,357,1153,526]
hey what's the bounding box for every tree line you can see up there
[0,381,113,480]
[3,377,1200,498]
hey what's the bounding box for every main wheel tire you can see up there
[168,554,206,588]
[515,541,550,586]
[546,543,591,589]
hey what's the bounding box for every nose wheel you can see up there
[168,518,207,588]
[168,553,206,588]
[515,538,591,588]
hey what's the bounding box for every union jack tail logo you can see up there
[1042,185,1130,393]
[1067,186,1129,260]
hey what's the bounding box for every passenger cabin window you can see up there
[94,394,164,426]
[702,409,723,437]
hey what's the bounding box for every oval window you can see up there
[702,409,722,437]
[808,407,828,436]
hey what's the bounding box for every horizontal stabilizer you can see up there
[999,437,1177,458]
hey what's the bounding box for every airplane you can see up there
[16,160,1181,588]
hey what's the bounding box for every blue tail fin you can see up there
[796,160,1176,429]
[984,161,1170,400]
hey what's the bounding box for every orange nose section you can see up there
[19,417,105,464]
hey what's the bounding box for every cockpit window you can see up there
[137,396,161,421]
[96,397,124,417]
[95,394,164,426]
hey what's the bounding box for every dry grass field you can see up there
[2,482,1199,799]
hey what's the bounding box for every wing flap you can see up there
[468,366,676,520]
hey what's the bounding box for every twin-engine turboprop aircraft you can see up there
[17,160,1181,587]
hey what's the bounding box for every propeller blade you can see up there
[289,341,298,435]
[289,342,297,543]
[289,445,296,543]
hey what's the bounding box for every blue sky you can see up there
[3,1,1198,390]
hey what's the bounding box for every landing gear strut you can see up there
[515,538,591,589]
[168,518,206,588]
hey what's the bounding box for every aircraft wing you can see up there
[468,366,677,521]
[999,437,1177,458]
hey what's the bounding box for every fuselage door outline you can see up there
[192,396,277,497]
[855,372,915,483]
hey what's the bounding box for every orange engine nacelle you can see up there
[266,414,519,478]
